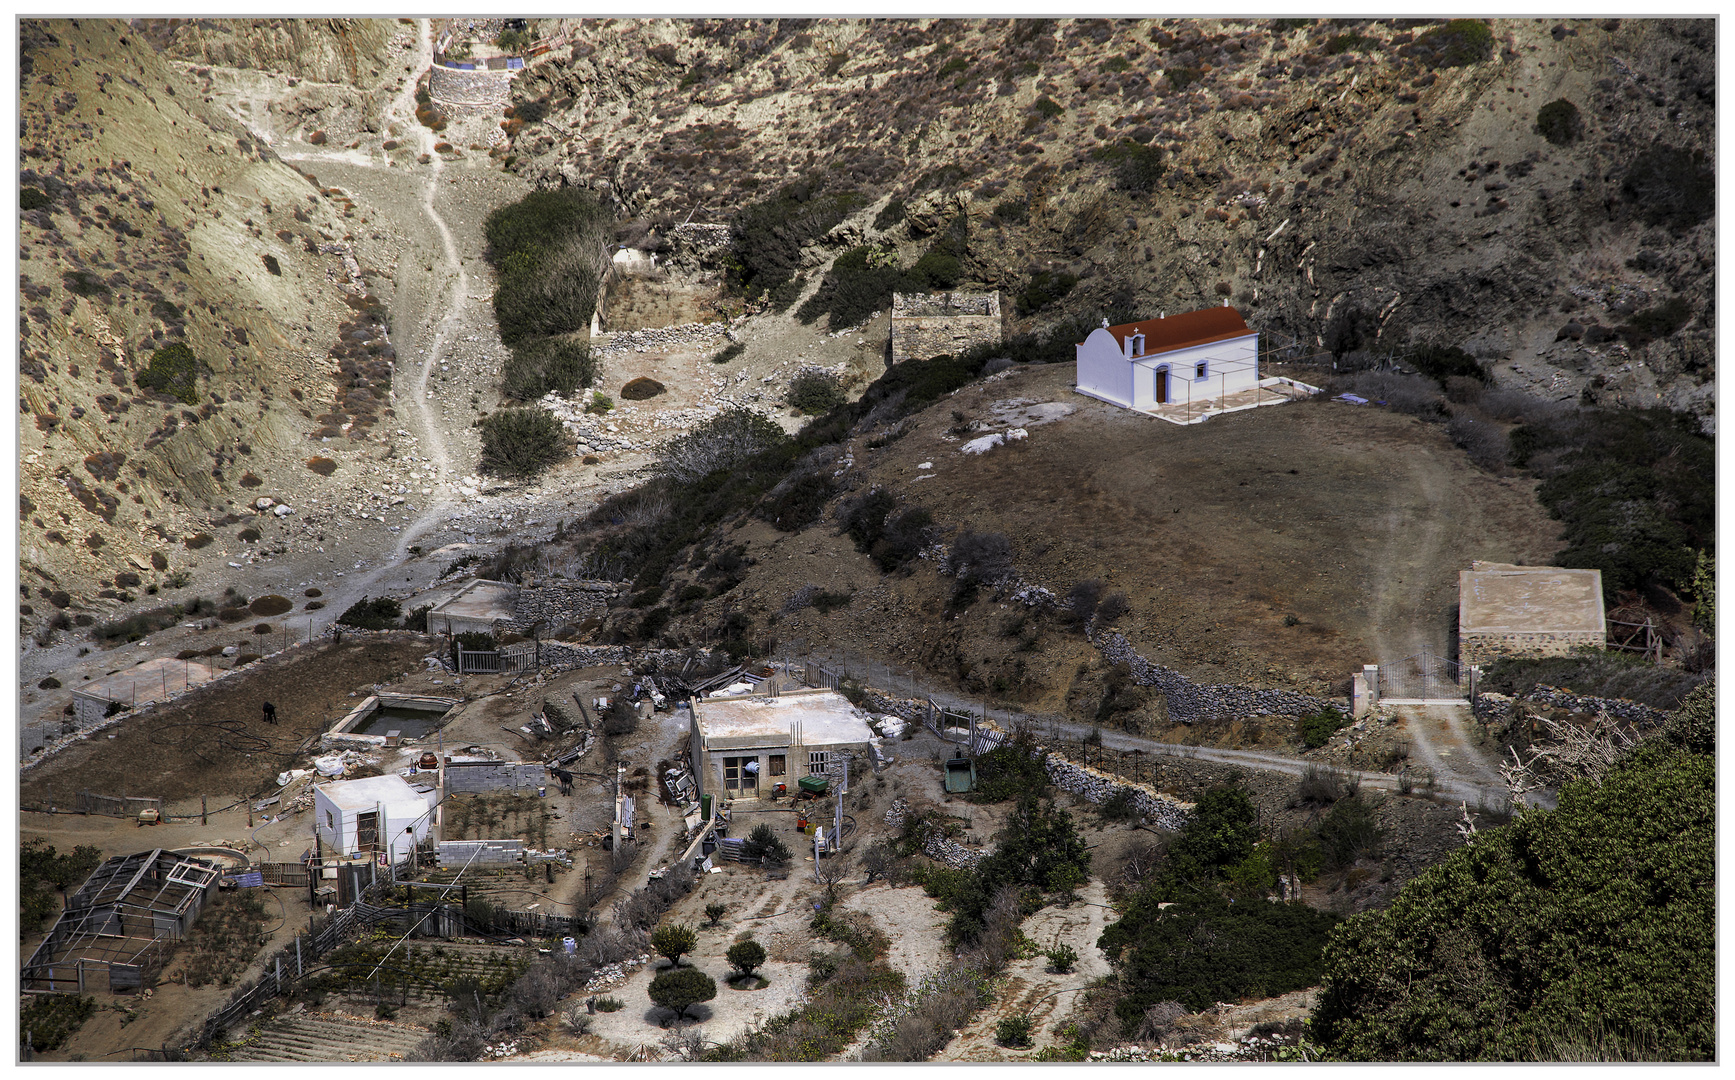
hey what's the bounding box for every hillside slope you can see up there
[501,16,1712,422]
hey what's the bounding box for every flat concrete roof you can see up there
[1459,564,1606,635]
[315,773,430,813]
[430,578,519,620]
[74,656,217,705]
[695,689,874,747]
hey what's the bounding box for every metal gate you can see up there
[1375,647,1466,701]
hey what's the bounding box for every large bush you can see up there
[648,967,717,1022]
[1620,145,1715,230]
[1101,894,1339,1025]
[1534,98,1583,146]
[1412,19,1493,68]
[501,337,596,399]
[1312,694,1714,1060]
[336,595,402,630]
[729,180,866,299]
[785,370,847,415]
[1510,406,1712,596]
[657,406,789,485]
[1480,648,1706,711]
[136,343,205,404]
[484,187,612,344]
[480,407,568,478]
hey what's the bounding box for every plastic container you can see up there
[798,775,829,796]
[700,793,714,821]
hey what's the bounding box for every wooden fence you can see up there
[455,641,539,674]
[75,791,165,819]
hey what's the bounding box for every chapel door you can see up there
[1154,367,1169,404]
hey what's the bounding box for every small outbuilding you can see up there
[1458,561,1607,667]
[689,688,875,803]
[313,773,437,861]
[426,578,520,636]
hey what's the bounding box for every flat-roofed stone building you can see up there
[689,688,874,803]
[1458,561,1607,666]
[890,291,1006,363]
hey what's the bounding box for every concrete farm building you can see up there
[1458,562,1607,666]
[689,688,874,803]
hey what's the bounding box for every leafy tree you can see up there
[651,923,698,966]
[704,902,727,927]
[1161,784,1259,892]
[969,737,1050,804]
[726,939,767,976]
[936,794,1090,944]
[21,839,103,932]
[1311,690,1714,1060]
[648,967,717,1022]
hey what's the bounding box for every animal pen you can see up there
[22,849,222,994]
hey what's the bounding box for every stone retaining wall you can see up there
[665,223,731,272]
[427,62,514,114]
[512,581,619,629]
[1098,632,1345,724]
[1042,755,1192,831]
[1471,685,1668,729]
[883,798,983,870]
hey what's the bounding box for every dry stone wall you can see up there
[1097,632,1345,724]
[1472,686,1668,730]
[1042,755,1191,831]
[883,797,983,870]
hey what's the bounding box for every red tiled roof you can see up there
[1102,306,1252,356]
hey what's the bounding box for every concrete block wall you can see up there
[443,762,546,794]
[438,839,524,866]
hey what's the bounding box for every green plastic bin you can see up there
[797,774,830,796]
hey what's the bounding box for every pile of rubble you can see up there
[582,953,654,993]
[1090,1033,1301,1062]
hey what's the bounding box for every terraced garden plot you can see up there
[222,1012,431,1062]
[309,937,534,1001]
[442,791,554,848]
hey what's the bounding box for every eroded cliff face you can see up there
[497,17,1711,420]
[17,18,402,615]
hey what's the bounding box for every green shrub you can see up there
[594,996,624,1012]
[995,1013,1034,1048]
[728,181,866,299]
[91,603,191,642]
[1480,648,1706,711]
[1299,707,1346,749]
[705,901,728,926]
[480,407,568,478]
[786,370,847,415]
[758,469,838,532]
[991,197,1029,225]
[872,198,906,230]
[1410,343,1490,386]
[1325,32,1377,54]
[62,269,108,296]
[1100,893,1340,1024]
[1089,138,1172,193]
[484,187,611,344]
[20,186,51,211]
[1044,943,1079,973]
[136,343,204,404]
[1312,709,1712,1060]
[1315,794,1384,870]
[1621,145,1714,230]
[795,245,903,328]
[1620,296,1692,346]
[501,337,596,399]
[1414,19,1493,68]
[970,740,1049,803]
[649,967,717,1020]
[336,595,401,630]
[840,487,898,552]
[1166,66,1202,91]
[651,923,698,965]
[20,994,97,1052]
[741,822,792,865]
[1032,95,1063,119]
[1016,269,1078,316]
[454,631,496,651]
[1534,98,1583,146]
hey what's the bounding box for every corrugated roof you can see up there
[1103,306,1252,357]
